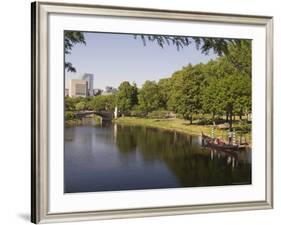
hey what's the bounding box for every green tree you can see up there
[88,95,116,111]
[203,73,251,128]
[202,40,251,124]
[202,77,224,120]
[232,74,251,121]
[138,81,161,114]
[88,96,104,111]
[168,64,205,123]
[75,102,86,111]
[65,111,75,120]
[158,78,172,109]
[131,82,138,106]
[117,81,138,115]
[65,96,76,111]
[225,40,251,77]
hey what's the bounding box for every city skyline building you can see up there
[82,73,94,96]
[69,79,88,97]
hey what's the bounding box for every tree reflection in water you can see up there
[115,125,251,187]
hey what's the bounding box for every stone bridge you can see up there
[75,110,114,121]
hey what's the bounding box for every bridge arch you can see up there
[75,110,114,121]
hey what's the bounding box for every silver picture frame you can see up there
[31,1,273,223]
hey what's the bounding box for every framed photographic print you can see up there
[31,1,273,223]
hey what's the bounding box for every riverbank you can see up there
[65,119,83,127]
[114,117,251,145]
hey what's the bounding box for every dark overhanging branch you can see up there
[64,31,86,73]
[133,34,244,56]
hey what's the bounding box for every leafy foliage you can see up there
[65,111,75,120]
[65,96,86,111]
[75,102,86,111]
[134,34,244,56]
[158,78,172,110]
[167,64,206,123]
[117,81,138,114]
[138,81,161,114]
[87,95,116,111]
[64,31,86,72]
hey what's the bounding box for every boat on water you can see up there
[201,132,248,151]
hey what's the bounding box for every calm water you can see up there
[64,118,251,193]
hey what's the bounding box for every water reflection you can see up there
[64,119,251,193]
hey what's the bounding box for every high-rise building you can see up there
[69,79,88,97]
[82,73,94,96]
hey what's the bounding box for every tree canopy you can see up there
[138,81,161,113]
[117,81,138,115]
[134,34,245,56]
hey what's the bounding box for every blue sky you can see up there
[65,32,218,89]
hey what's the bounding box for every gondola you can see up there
[201,132,247,151]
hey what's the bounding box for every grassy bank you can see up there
[114,117,251,144]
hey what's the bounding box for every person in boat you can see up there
[215,137,225,145]
[214,138,219,145]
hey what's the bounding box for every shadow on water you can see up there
[64,118,251,193]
